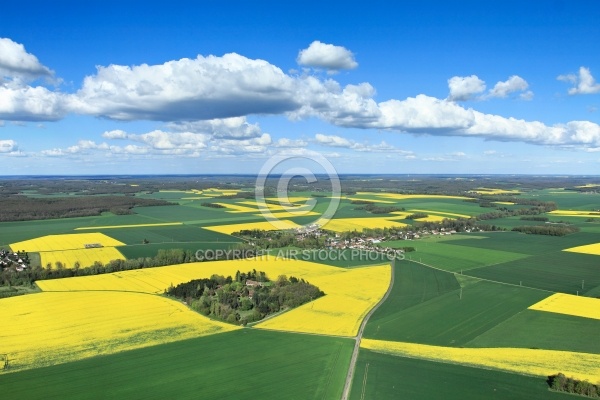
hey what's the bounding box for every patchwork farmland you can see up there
[2,178,600,399]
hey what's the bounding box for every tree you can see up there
[276,275,288,287]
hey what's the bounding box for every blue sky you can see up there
[1,0,599,175]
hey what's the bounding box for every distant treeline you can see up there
[0,195,170,222]
[201,202,225,208]
[0,178,253,196]
[477,201,557,221]
[512,225,579,236]
[2,175,599,199]
[519,216,549,221]
[405,213,429,220]
[354,202,406,214]
[548,373,600,397]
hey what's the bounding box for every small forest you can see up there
[165,269,325,325]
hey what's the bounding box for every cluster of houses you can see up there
[0,249,30,272]
[291,226,486,253]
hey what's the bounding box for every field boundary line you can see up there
[341,260,395,400]
[464,310,528,346]
[408,259,554,294]
[250,326,354,340]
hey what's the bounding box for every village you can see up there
[230,221,492,264]
[0,249,30,272]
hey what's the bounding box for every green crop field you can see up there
[467,310,600,354]
[393,199,484,216]
[97,225,237,245]
[366,280,547,346]
[388,239,529,272]
[288,248,392,268]
[526,189,600,210]
[478,216,551,230]
[0,329,353,400]
[364,261,459,339]
[76,212,166,227]
[448,231,600,255]
[0,218,96,246]
[132,204,232,223]
[3,185,600,399]
[349,350,573,400]
[117,241,238,259]
[330,196,485,219]
[467,251,600,295]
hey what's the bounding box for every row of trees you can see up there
[477,203,558,221]
[353,202,406,214]
[512,225,579,236]
[520,216,549,221]
[405,212,429,220]
[548,373,600,397]
[201,202,225,208]
[0,248,199,288]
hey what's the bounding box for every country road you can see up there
[340,258,396,400]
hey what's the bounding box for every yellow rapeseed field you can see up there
[320,217,408,232]
[361,339,600,382]
[11,233,125,269]
[493,201,515,205]
[528,293,600,320]
[238,200,297,210]
[215,199,310,214]
[41,247,125,268]
[345,197,396,204]
[256,211,319,219]
[0,291,238,372]
[357,192,470,201]
[36,256,391,337]
[389,211,411,218]
[75,222,183,230]
[11,233,125,252]
[201,188,241,196]
[407,209,470,218]
[471,188,520,195]
[203,220,300,235]
[265,196,312,203]
[214,203,259,213]
[564,242,600,256]
[549,210,600,218]
[255,264,391,337]
[415,215,448,222]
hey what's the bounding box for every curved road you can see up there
[341,258,396,400]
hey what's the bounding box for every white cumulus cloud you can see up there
[0,139,17,153]
[0,38,53,81]
[0,86,66,121]
[488,75,530,98]
[558,67,600,95]
[447,75,486,101]
[70,53,300,121]
[166,117,263,139]
[297,41,358,71]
